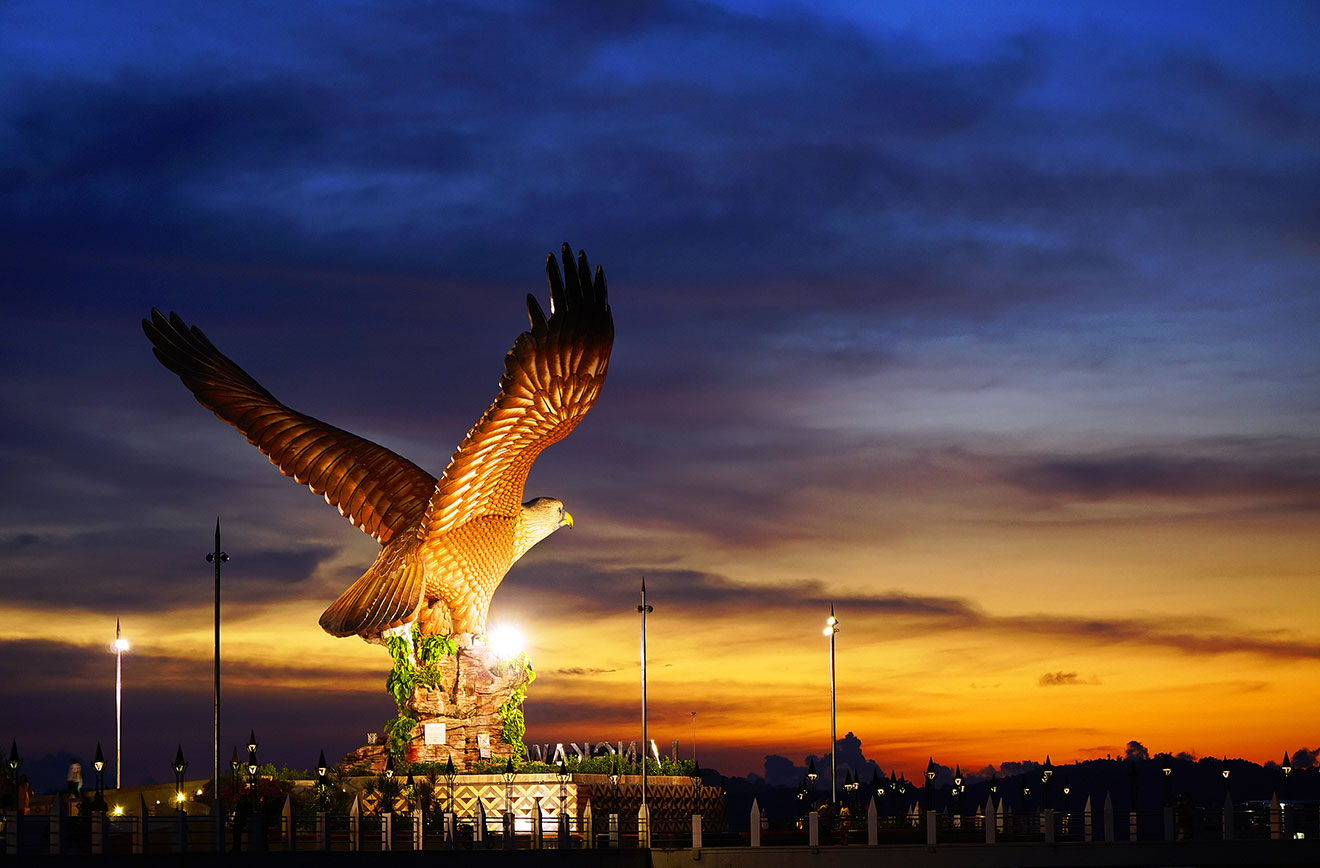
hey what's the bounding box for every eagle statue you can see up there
[144,243,613,646]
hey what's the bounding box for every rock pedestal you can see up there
[343,643,530,773]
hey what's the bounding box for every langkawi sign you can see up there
[526,739,675,764]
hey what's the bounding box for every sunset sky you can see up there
[2,1,1317,789]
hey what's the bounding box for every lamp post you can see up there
[806,758,818,807]
[1161,755,1172,807]
[844,769,859,812]
[6,741,20,809]
[925,757,936,813]
[205,522,228,805]
[246,731,258,791]
[502,758,515,815]
[637,576,653,816]
[93,743,107,812]
[173,745,189,812]
[112,620,129,789]
[557,758,570,848]
[1041,755,1053,811]
[316,750,329,810]
[230,747,241,799]
[444,757,456,816]
[501,758,517,850]
[824,606,839,806]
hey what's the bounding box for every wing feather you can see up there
[143,310,436,544]
[420,244,613,543]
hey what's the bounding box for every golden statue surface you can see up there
[144,244,613,646]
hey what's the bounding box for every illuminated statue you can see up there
[145,244,613,647]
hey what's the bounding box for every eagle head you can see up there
[514,496,573,561]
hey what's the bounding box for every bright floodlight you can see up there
[488,625,524,659]
[112,637,129,652]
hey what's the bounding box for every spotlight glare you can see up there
[488,625,524,660]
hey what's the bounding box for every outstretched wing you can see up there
[419,243,614,544]
[143,310,436,545]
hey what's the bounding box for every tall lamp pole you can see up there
[112,620,129,789]
[206,520,228,804]
[638,577,654,815]
[824,605,839,805]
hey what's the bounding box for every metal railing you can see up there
[2,800,1316,855]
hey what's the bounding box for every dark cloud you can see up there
[503,562,1320,662]
[0,638,373,693]
[1008,442,1320,505]
[1038,671,1100,687]
[0,523,340,613]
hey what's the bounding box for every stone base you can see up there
[342,641,530,773]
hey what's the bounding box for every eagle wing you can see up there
[419,243,614,545]
[142,310,437,545]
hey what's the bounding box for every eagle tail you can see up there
[319,562,423,638]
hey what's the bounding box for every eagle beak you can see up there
[560,511,574,529]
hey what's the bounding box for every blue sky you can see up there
[1,0,1317,787]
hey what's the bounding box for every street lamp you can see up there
[93,743,106,812]
[384,752,395,780]
[316,750,329,810]
[557,758,570,848]
[824,606,839,805]
[112,620,129,789]
[502,758,516,815]
[173,745,188,811]
[925,757,936,812]
[229,747,240,799]
[444,757,457,815]
[1042,755,1053,810]
[246,731,258,791]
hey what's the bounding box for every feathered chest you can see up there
[418,515,519,596]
